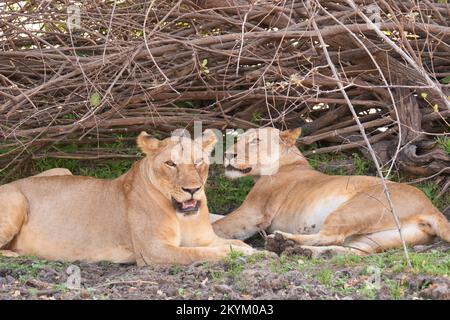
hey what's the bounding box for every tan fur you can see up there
[0,131,253,265]
[214,127,450,256]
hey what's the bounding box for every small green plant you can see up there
[245,251,267,265]
[250,112,262,124]
[352,153,371,175]
[315,268,333,286]
[440,75,450,84]
[332,273,354,296]
[359,283,377,299]
[169,265,183,275]
[53,283,69,293]
[224,250,246,279]
[63,113,78,120]
[385,279,404,300]
[27,288,39,296]
[209,269,224,284]
[269,254,298,274]
[174,101,195,108]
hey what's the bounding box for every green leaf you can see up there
[90,92,101,108]
[420,92,428,99]
[440,75,450,84]
[200,59,209,75]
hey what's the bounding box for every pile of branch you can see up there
[0,0,449,181]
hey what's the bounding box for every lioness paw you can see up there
[265,231,298,255]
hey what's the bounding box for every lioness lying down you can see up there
[213,128,450,257]
[0,131,253,265]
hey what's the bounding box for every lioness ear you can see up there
[137,131,161,154]
[279,128,302,146]
[197,129,218,154]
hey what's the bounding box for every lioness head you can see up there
[137,130,217,216]
[224,127,302,178]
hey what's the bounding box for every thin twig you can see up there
[308,1,412,267]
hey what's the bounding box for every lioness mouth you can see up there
[172,198,201,214]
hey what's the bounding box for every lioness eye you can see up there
[250,138,261,144]
[165,160,176,167]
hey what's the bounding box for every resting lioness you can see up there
[0,130,253,265]
[213,127,450,256]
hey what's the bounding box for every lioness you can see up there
[0,131,253,265]
[213,127,450,256]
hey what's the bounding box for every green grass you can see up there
[1,245,448,300]
[206,167,254,214]
[315,268,333,286]
[352,153,371,175]
[269,254,298,274]
[30,138,138,180]
[169,265,183,275]
[223,250,247,279]
[436,136,450,154]
[33,157,135,179]
[223,251,274,279]
[306,151,373,176]
[269,250,449,299]
[416,181,449,211]
[0,256,69,282]
[209,268,225,284]
[306,152,349,175]
[3,251,440,300]
[328,250,450,277]
[0,134,138,181]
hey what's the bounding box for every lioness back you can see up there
[7,175,134,262]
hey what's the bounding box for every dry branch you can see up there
[0,0,448,183]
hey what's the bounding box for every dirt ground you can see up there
[1,240,449,300]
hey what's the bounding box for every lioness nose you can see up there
[182,187,200,195]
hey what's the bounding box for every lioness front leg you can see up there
[272,230,344,246]
[209,237,255,250]
[213,204,271,240]
[136,243,255,266]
